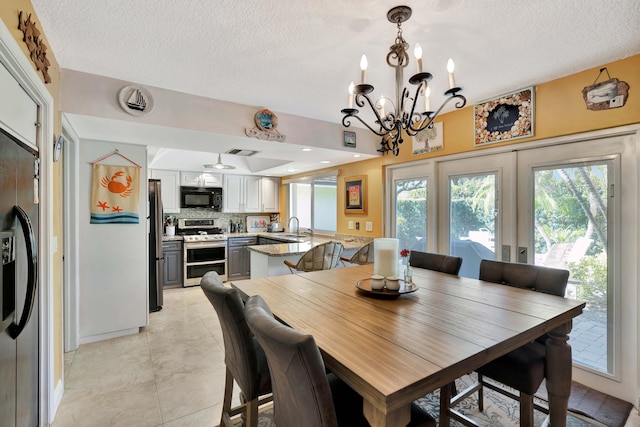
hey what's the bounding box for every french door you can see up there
[516,139,622,378]
[389,130,639,392]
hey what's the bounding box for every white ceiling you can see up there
[31,0,640,176]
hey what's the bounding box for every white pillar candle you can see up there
[376,249,396,278]
[373,238,399,278]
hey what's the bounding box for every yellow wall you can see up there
[283,54,640,237]
[1,0,63,388]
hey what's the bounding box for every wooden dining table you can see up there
[231,263,585,427]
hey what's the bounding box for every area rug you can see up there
[226,373,631,427]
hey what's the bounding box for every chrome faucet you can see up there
[288,216,300,235]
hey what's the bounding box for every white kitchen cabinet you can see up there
[224,175,243,212]
[150,169,180,213]
[244,175,262,212]
[223,175,263,213]
[181,171,223,187]
[261,177,280,212]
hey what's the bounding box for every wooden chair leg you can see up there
[220,368,234,427]
[244,397,259,427]
[519,392,534,427]
[477,373,484,412]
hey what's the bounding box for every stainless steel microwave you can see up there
[180,186,223,210]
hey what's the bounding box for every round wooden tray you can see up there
[355,278,418,299]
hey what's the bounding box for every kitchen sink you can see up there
[269,233,309,242]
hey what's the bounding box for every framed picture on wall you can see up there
[474,87,534,146]
[345,175,367,214]
[343,131,356,147]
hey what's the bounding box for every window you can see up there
[288,176,337,232]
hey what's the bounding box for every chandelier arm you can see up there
[342,112,390,137]
[407,93,467,135]
[356,93,397,133]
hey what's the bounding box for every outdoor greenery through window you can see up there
[449,174,497,279]
[395,178,427,254]
[288,177,337,232]
[533,163,611,373]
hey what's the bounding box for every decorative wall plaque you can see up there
[245,108,286,142]
[582,68,629,111]
[474,87,534,146]
[18,11,51,83]
[118,85,155,117]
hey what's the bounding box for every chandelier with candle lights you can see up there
[341,6,467,156]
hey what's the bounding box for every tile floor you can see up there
[53,286,240,427]
[53,285,640,427]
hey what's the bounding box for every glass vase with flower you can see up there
[400,249,412,285]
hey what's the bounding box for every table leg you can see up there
[439,382,452,426]
[545,320,573,427]
[363,399,411,427]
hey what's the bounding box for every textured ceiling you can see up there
[30,0,640,175]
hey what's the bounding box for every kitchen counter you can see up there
[247,234,371,278]
[247,235,365,256]
[162,232,368,249]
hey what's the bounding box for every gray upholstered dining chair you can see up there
[284,241,344,273]
[340,241,374,266]
[244,294,436,427]
[408,250,462,275]
[449,259,570,427]
[200,272,272,427]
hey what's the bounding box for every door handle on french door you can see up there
[8,205,38,340]
[1,231,16,331]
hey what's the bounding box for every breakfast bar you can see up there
[247,235,367,278]
[232,264,586,427]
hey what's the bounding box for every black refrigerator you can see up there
[0,130,39,426]
[148,179,164,312]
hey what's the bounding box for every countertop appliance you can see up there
[180,186,222,210]
[1,130,39,426]
[270,221,284,232]
[178,218,227,285]
[148,179,164,312]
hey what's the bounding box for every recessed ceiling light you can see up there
[287,168,296,172]
[320,160,330,164]
[353,154,361,158]
[301,148,312,152]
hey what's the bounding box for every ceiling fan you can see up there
[204,153,235,170]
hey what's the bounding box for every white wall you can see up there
[78,140,147,342]
[60,69,380,155]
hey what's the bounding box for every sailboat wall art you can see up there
[118,85,155,117]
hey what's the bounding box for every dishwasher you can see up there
[227,236,258,280]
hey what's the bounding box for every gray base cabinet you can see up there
[162,241,183,287]
[228,236,258,280]
[258,236,288,245]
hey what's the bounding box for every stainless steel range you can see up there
[178,219,227,286]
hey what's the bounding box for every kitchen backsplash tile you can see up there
[173,208,280,227]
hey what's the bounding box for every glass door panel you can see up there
[516,134,630,379]
[438,152,515,279]
[394,178,427,253]
[532,162,610,372]
[448,173,497,278]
